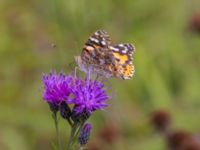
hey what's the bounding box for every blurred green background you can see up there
[0,0,200,149]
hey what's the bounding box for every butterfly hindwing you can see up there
[108,44,135,79]
[109,44,135,64]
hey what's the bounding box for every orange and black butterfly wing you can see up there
[109,44,135,79]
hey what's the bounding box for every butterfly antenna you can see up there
[74,67,77,78]
[88,67,91,80]
[95,74,100,81]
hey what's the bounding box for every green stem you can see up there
[77,146,84,150]
[53,112,62,150]
[67,123,79,150]
[73,122,85,143]
[67,118,73,127]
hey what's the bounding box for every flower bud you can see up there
[78,123,92,145]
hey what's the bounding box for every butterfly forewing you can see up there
[85,30,111,48]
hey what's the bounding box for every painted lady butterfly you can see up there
[75,30,135,79]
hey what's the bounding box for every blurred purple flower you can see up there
[42,72,73,105]
[69,78,110,115]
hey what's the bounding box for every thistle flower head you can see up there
[42,72,73,105]
[69,78,110,116]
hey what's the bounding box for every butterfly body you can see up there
[76,30,135,79]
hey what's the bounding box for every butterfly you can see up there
[75,30,135,79]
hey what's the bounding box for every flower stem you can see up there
[66,121,85,150]
[67,123,79,150]
[73,122,85,142]
[77,146,85,150]
[67,118,73,127]
[53,112,62,150]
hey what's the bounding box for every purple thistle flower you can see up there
[69,78,110,116]
[42,72,73,105]
[42,71,110,118]
[78,123,92,145]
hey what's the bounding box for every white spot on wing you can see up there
[109,46,119,51]
[94,32,99,36]
[90,37,99,43]
[85,46,94,51]
[101,41,106,46]
[122,50,127,53]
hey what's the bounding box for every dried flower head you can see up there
[98,123,121,144]
[151,110,171,133]
[167,130,192,150]
[189,13,200,34]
